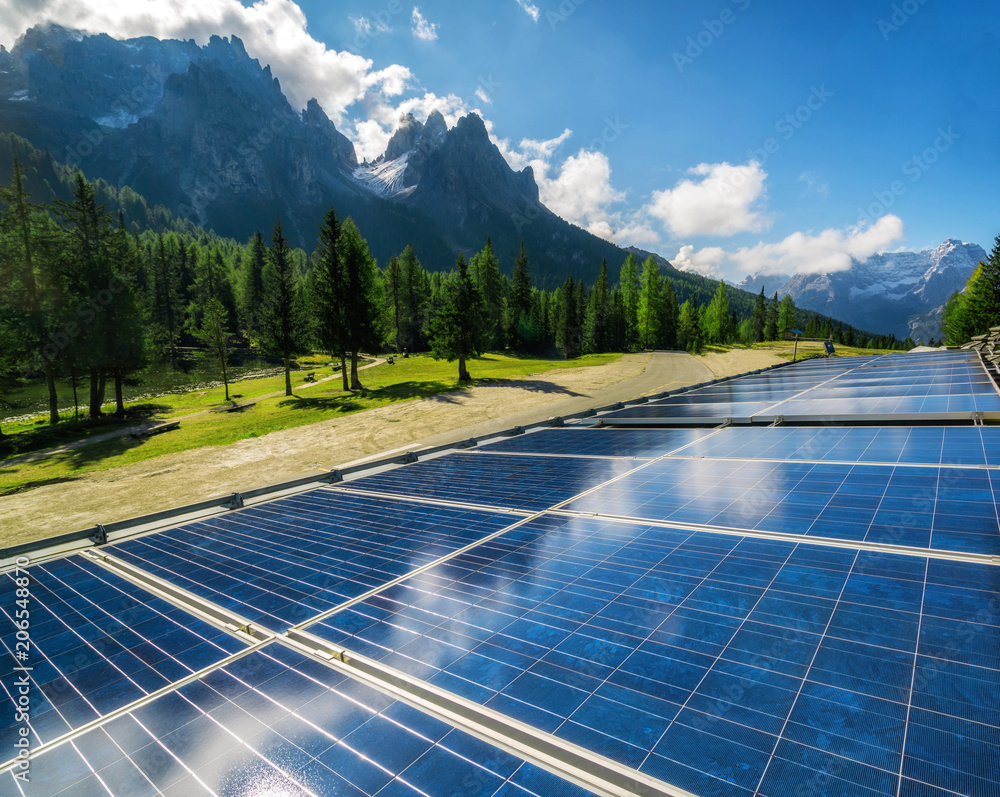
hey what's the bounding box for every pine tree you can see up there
[260,219,307,396]
[385,254,403,353]
[677,298,700,352]
[470,237,506,350]
[637,256,662,349]
[308,208,350,390]
[431,253,488,380]
[509,240,533,350]
[199,297,232,401]
[752,287,766,343]
[399,244,427,352]
[765,291,779,341]
[0,157,59,424]
[239,230,267,342]
[556,276,580,358]
[778,294,796,334]
[661,278,678,349]
[960,235,1000,338]
[619,253,640,350]
[338,218,384,390]
[583,259,610,354]
[703,282,731,344]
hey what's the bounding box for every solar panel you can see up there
[340,452,640,511]
[566,458,1000,554]
[666,425,1000,467]
[8,642,601,797]
[0,556,248,748]
[106,490,519,631]
[603,350,1000,424]
[302,514,1000,797]
[475,428,715,458]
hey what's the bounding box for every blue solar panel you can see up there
[566,459,1000,554]
[106,490,518,631]
[304,514,1000,797]
[476,428,715,458]
[0,556,248,749]
[341,452,639,511]
[8,642,600,797]
[669,426,1000,467]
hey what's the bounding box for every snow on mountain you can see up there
[352,153,413,200]
[736,238,986,341]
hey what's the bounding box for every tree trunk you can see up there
[458,356,470,382]
[284,356,292,396]
[89,370,101,419]
[114,371,125,418]
[71,368,79,420]
[222,358,230,401]
[350,351,363,390]
[44,363,59,426]
[97,373,106,411]
[340,355,349,391]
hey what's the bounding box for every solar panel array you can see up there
[602,351,1000,424]
[3,349,999,797]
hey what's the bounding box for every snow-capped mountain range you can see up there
[735,239,986,342]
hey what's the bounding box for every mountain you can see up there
[736,239,986,341]
[0,24,625,284]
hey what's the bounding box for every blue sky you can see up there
[2,0,998,279]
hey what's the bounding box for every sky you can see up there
[2,0,998,282]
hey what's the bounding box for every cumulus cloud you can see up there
[491,128,631,241]
[411,7,438,41]
[0,0,412,122]
[672,245,728,279]
[515,0,541,23]
[646,161,770,238]
[675,215,906,278]
[537,151,626,237]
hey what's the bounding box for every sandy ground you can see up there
[699,349,785,378]
[0,349,776,547]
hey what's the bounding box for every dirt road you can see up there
[0,349,781,547]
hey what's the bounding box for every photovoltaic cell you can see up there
[475,428,716,458]
[106,490,518,631]
[668,425,1000,467]
[304,514,1000,797]
[0,556,248,749]
[8,642,600,797]
[340,452,639,511]
[566,458,1000,554]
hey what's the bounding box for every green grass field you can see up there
[0,352,621,495]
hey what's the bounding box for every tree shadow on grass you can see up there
[475,378,583,397]
[0,475,83,496]
[280,380,464,409]
[279,396,361,413]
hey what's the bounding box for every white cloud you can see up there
[672,245,728,278]
[411,7,438,41]
[646,160,770,238]
[351,16,372,35]
[676,215,906,278]
[515,0,540,23]
[537,150,626,237]
[474,87,492,105]
[0,0,412,123]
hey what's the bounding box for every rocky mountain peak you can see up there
[383,112,424,162]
